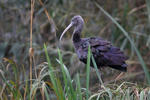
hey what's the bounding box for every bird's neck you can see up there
[73,24,83,43]
[73,32,81,43]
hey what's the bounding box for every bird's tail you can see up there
[109,64,127,72]
[107,47,128,72]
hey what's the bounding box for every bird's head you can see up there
[59,15,84,41]
[71,15,84,27]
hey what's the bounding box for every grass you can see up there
[146,0,150,46]
[85,46,91,100]
[95,2,150,85]
[1,45,150,99]
[0,0,150,99]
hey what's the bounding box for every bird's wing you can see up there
[89,37,128,67]
[78,37,128,71]
[78,37,111,59]
[88,37,111,52]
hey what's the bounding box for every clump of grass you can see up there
[43,45,150,100]
[0,45,150,99]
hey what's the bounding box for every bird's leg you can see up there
[115,72,125,81]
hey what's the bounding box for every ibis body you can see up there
[60,15,128,72]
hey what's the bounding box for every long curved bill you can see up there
[59,23,73,41]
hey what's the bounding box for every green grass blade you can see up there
[91,55,104,85]
[56,58,76,100]
[57,48,76,100]
[95,2,150,85]
[44,44,64,100]
[44,44,57,91]
[57,48,68,87]
[44,84,50,100]
[55,78,65,100]
[146,0,150,46]
[76,73,82,100]
[121,38,128,50]
[0,69,19,98]
[86,46,91,100]
[146,0,150,23]
[91,55,113,99]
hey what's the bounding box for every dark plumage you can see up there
[60,15,128,72]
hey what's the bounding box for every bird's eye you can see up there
[71,19,78,25]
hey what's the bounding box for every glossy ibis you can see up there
[60,15,128,72]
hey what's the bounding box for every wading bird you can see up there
[60,15,128,72]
